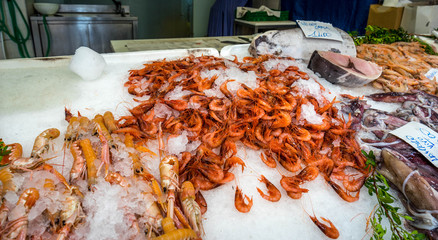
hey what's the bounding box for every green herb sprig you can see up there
[413,37,438,56]
[0,139,10,163]
[362,150,426,240]
[350,25,413,46]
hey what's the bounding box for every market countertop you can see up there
[110,35,254,52]
[0,47,386,240]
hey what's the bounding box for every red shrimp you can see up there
[234,186,253,213]
[260,151,277,168]
[308,213,340,239]
[256,175,281,202]
[224,156,246,173]
[328,180,360,202]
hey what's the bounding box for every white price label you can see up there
[425,68,438,81]
[390,121,438,167]
[296,20,343,42]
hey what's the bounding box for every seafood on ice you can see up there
[248,28,357,62]
[0,53,380,239]
[0,111,202,239]
[307,50,382,87]
[342,91,438,239]
[356,42,438,94]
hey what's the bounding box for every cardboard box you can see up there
[400,3,438,35]
[367,4,404,29]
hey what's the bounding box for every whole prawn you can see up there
[159,155,179,219]
[234,186,253,213]
[124,133,154,180]
[80,138,98,187]
[92,114,113,145]
[256,175,281,202]
[2,143,22,164]
[69,140,86,183]
[57,189,84,240]
[307,212,339,239]
[105,172,130,188]
[64,114,92,149]
[31,128,60,158]
[0,167,16,194]
[9,157,47,173]
[0,198,9,229]
[180,181,204,237]
[328,180,359,202]
[103,111,118,133]
[139,190,163,237]
[158,123,179,219]
[1,188,39,239]
[96,126,111,177]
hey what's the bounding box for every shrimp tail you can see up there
[0,168,16,194]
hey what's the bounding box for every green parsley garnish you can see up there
[362,150,426,240]
[0,139,11,163]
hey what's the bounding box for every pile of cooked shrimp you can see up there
[0,54,369,239]
[357,42,438,94]
[120,55,370,238]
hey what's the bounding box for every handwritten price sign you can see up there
[390,121,438,167]
[425,68,438,81]
[297,20,343,42]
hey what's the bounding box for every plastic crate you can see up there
[239,10,289,21]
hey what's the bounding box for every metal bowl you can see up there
[33,3,60,15]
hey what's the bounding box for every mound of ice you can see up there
[69,47,107,81]
[168,131,189,155]
[300,102,323,124]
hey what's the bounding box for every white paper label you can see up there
[297,20,343,42]
[425,68,438,81]
[390,121,438,167]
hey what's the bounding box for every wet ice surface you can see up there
[0,48,402,239]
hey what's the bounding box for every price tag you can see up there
[296,20,343,42]
[390,121,438,167]
[425,68,438,81]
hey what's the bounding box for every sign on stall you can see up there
[390,121,438,167]
[297,20,343,42]
[425,68,438,81]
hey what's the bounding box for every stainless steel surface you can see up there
[110,35,254,53]
[30,4,137,57]
[58,4,130,14]
[89,23,134,53]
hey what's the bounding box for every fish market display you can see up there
[307,50,382,87]
[0,54,374,239]
[343,91,438,238]
[248,28,357,61]
[122,54,369,203]
[356,42,438,94]
[0,111,202,239]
